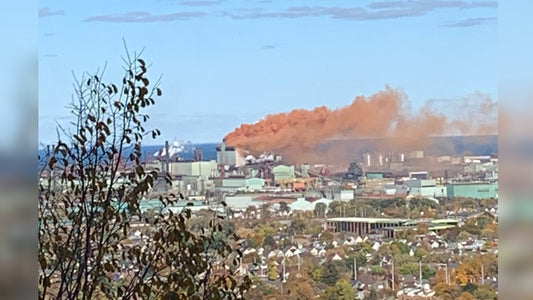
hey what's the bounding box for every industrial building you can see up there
[272,165,295,182]
[276,177,319,191]
[223,195,258,211]
[405,179,447,198]
[463,156,493,164]
[365,171,393,179]
[166,174,214,196]
[290,197,333,212]
[326,217,459,238]
[217,141,245,167]
[408,150,424,159]
[446,182,498,199]
[409,171,429,180]
[213,177,265,193]
[168,160,218,179]
[319,187,356,201]
[327,217,407,238]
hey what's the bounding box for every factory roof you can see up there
[327,217,408,223]
[216,144,236,151]
[446,181,497,185]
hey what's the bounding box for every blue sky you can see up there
[39,0,497,145]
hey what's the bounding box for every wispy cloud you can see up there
[39,7,65,18]
[368,1,497,10]
[224,6,422,20]
[223,1,497,21]
[442,16,497,27]
[260,44,276,50]
[84,11,205,23]
[180,0,220,6]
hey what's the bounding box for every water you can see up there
[141,143,218,161]
[38,143,219,164]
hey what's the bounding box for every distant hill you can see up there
[319,135,498,157]
[421,135,497,156]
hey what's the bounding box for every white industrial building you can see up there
[217,142,245,167]
[169,160,218,179]
[405,179,447,198]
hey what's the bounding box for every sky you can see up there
[39,0,497,145]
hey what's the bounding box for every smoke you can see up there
[224,86,497,164]
[447,92,498,136]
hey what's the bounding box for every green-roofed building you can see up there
[446,182,498,199]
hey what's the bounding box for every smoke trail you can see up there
[224,87,496,164]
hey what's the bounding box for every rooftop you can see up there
[327,217,408,223]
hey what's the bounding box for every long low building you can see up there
[446,182,498,199]
[327,217,459,238]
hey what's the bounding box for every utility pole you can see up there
[282,258,286,283]
[343,204,346,217]
[354,257,357,281]
[419,261,423,287]
[481,264,484,285]
[165,140,170,174]
[239,256,243,276]
[445,263,449,284]
[392,260,395,291]
[280,257,286,295]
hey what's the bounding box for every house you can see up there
[243,248,256,255]
[381,255,393,266]
[430,241,440,249]
[462,239,485,251]
[332,254,343,261]
[285,247,300,258]
[372,241,381,252]
[318,249,327,257]
[396,286,436,299]
[399,274,416,288]
[343,237,356,246]
[359,272,377,288]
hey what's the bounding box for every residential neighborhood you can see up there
[42,140,497,299]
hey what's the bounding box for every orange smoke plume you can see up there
[224,87,496,163]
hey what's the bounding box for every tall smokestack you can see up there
[301,163,309,177]
[165,140,170,174]
[194,147,203,161]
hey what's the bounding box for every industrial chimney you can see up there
[194,147,203,161]
[165,140,170,174]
